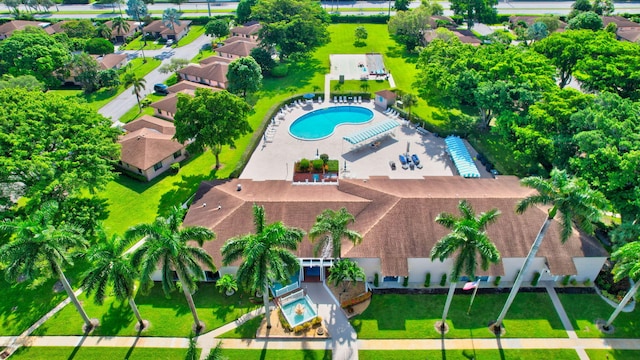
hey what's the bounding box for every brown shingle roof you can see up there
[509,16,568,29]
[452,29,481,45]
[617,28,640,42]
[199,55,233,66]
[0,20,55,36]
[167,80,217,94]
[119,127,184,170]
[375,90,396,100]
[149,92,183,115]
[48,20,69,34]
[178,62,229,84]
[231,23,262,36]
[215,40,258,57]
[602,16,640,29]
[122,115,175,135]
[143,20,192,36]
[224,35,258,45]
[183,177,608,277]
[95,53,127,70]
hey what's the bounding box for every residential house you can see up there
[198,55,233,66]
[181,177,608,287]
[118,115,187,181]
[508,16,567,31]
[374,89,397,109]
[0,20,54,39]
[177,62,229,89]
[166,80,215,94]
[143,20,192,41]
[230,23,261,41]
[215,40,258,59]
[95,53,128,70]
[149,92,182,121]
[47,20,70,34]
[602,16,640,43]
[104,20,138,43]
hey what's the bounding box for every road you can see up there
[4,1,640,19]
[98,35,211,124]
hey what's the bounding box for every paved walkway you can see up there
[98,34,212,125]
[544,283,589,360]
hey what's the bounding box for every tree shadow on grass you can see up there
[302,348,332,360]
[94,300,134,336]
[156,159,218,214]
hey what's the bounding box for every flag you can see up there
[463,281,479,291]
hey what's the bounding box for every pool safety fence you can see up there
[280,289,305,306]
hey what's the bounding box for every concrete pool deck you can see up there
[240,100,494,181]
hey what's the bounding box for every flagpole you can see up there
[467,282,480,315]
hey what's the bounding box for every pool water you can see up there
[281,296,318,328]
[289,106,374,140]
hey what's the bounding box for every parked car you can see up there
[166,39,174,46]
[153,83,168,95]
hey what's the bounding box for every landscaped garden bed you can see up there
[292,156,340,183]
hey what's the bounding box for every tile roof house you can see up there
[118,115,187,181]
[149,92,183,121]
[199,55,233,66]
[143,20,192,41]
[508,16,567,31]
[104,20,138,43]
[47,20,70,34]
[374,89,397,109]
[166,80,215,94]
[95,53,128,70]
[601,16,640,42]
[177,62,229,89]
[0,20,55,39]
[230,23,262,41]
[215,40,258,59]
[182,177,608,286]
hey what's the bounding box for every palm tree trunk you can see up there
[493,216,552,329]
[177,271,203,331]
[440,281,456,329]
[604,280,640,328]
[263,281,272,329]
[53,262,93,329]
[128,297,145,330]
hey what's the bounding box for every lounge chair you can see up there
[412,154,423,169]
[399,154,409,170]
[333,96,337,103]
[358,96,362,103]
[384,108,391,114]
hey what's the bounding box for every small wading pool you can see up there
[281,295,318,328]
[289,106,374,140]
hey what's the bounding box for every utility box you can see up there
[339,75,344,83]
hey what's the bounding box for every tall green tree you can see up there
[0,89,120,206]
[532,30,596,88]
[61,20,96,39]
[603,241,640,330]
[173,89,252,169]
[85,38,115,55]
[491,169,606,332]
[236,0,257,24]
[221,204,305,329]
[327,258,365,301]
[0,202,97,331]
[251,0,330,60]
[450,0,498,30]
[227,56,263,97]
[82,232,147,330]
[126,0,148,21]
[431,200,501,332]
[592,0,614,15]
[95,22,113,39]
[205,19,229,40]
[250,47,276,74]
[128,207,216,333]
[111,16,131,41]
[394,0,410,11]
[162,8,181,32]
[388,5,432,51]
[567,11,603,30]
[309,208,362,259]
[123,70,147,110]
[0,74,44,91]
[0,27,70,88]
[67,52,102,94]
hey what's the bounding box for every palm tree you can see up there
[205,341,224,360]
[162,8,182,33]
[221,204,305,329]
[309,207,363,259]
[123,70,146,110]
[602,241,640,330]
[0,202,97,331]
[401,93,418,122]
[127,206,216,333]
[431,200,501,332]
[491,169,606,333]
[111,17,130,42]
[82,231,147,330]
[96,23,112,40]
[327,258,365,301]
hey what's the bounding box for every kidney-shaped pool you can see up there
[288,106,374,141]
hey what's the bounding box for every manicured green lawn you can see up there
[351,293,567,339]
[585,350,640,360]
[119,93,166,123]
[359,349,579,360]
[34,284,260,337]
[218,316,262,338]
[49,58,161,112]
[558,294,640,338]
[120,36,165,50]
[223,349,331,359]
[330,79,390,95]
[10,347,195,360]
[176,25,206,47]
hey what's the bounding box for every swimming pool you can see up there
[289,106,374,140]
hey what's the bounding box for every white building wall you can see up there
[407,258,453,284]
[573,257,606,283]
[352,258,380,283]
[218,266,238,277]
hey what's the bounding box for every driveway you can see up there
[98,34,212,124]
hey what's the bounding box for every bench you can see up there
[416,127,430,136]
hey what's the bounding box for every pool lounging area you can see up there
[445,136,481,178]
[288,106,374,141]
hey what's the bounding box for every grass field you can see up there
[359,349,579,360]
[224,349,331,359]
[585,350,640,360]
[558,294,640,338]
[351,293,567,339]
[176,25,206,47]
[10,347,196,360]
[218,316,262,338]
[32,284,260,337]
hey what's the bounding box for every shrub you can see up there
[493,276,502,286]
[271,64,289,77]
[570,278,578,286]
[320,153,329,164]
[373,273,379,287]
[402,276,408,287]
[312,159,324,171]
[299,158,310,172]
[424,273,431,288]
[584,278,592,286]
[532,271,541,286]
[327,160,339,172]
[440,273,447,286]
[562,275,571,286]
[170,162,180,174]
